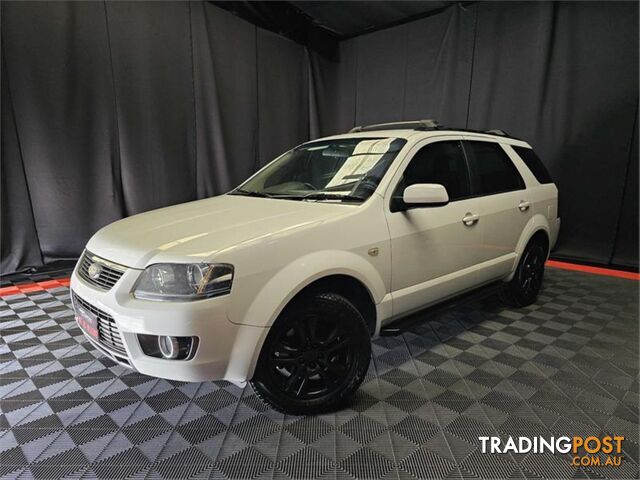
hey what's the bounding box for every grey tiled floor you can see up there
[0,267,638,479]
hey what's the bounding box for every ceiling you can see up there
[210,1,465,60]
[291,1,458,38]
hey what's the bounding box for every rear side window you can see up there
[464,141,524,195]
[395,140,471,201]
[512,146,553,184]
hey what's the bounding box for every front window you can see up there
[394,140,471,202]
[231,137,407,203]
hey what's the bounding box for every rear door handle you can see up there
[518,200,531,212]
[462,212,479,226]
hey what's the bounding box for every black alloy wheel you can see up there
[502,238,547,307]
[250,292,371,415]
[519,243,545,296]
[268,314,353,398]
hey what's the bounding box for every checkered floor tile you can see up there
[0,268,638,479]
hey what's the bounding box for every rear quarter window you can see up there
[464,141,525,196]
[512,146,553,184]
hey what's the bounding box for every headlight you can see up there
[132,263,233,301]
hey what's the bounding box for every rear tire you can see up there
[501,238,547,307]
[250,292,371,415]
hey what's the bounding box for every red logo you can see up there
[76,314,98,338]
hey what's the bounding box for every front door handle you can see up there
[462,212,479,226]
[518,200,531,212]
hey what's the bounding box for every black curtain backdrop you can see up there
[1,1,312,273]
[312,1,639,269]
[2,1,638,273]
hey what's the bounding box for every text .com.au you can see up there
[479,436,626,467]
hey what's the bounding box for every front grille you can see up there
[77,251,126,291]
[72,291,127,357]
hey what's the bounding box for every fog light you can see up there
[138,334,197,360]
[158,336,180,359]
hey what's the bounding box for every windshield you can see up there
[231,137,407,203]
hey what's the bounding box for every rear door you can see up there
[463,139,531,281]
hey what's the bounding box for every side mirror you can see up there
[402,183,449,209]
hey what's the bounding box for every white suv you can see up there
[71,120,560,414]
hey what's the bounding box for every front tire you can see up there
[502,238,547,307]
[250,292,371,415]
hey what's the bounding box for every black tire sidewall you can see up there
[251,292,371,415]
[509,240,546,305]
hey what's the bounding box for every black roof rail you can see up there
[349,119,441,133]
[484,129,509,137]
[456,128,519,140]
[347,120,519,140]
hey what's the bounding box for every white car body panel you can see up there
[71,128,560,385]
[381,135,485,316]
[86,195,353,269]
[385,194,484,316]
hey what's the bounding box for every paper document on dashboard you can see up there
[325,138,393,189]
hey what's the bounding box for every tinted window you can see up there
[465,141,524,195]
[513,146,553,184]
[396,141,470,201]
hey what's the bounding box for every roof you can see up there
[316,128,531,148]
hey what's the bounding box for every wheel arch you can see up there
[507,214,551,281]
[233,250,386,381]
[528,229,550,257]
[235,250,386,329]
[286,274,377,336]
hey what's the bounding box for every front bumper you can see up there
[70,264,268,384]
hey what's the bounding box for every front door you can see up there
[384,138,484,318]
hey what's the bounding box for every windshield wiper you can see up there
[231,189,364,202]
[230,188,274,198]
[299,192,365,202]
